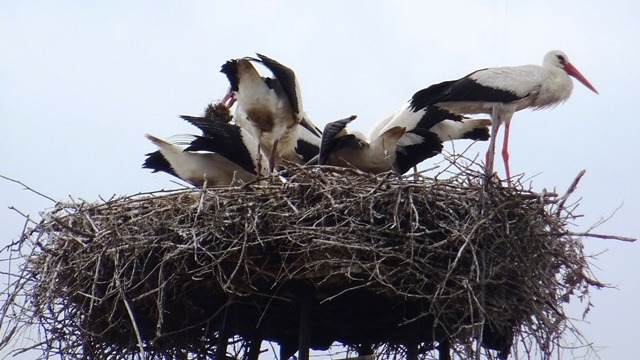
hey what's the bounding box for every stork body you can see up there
[320,115,404,174]
[233,104,321,165]
[143,118,267,186]
[423,50,598,183]
[220,53,321,170]
[369,92,491,174]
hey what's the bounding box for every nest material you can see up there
[1,162,603,359]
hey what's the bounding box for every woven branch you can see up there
[1,160,608,359]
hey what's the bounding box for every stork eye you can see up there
[555,54,566,64]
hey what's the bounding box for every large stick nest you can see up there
[1,161,604,359]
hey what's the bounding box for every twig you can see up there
[556,170,586,215]
[0,174,57,203]
[569,232,636,242]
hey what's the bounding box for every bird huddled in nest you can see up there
[321,88,492,175]
[143,109,268,187]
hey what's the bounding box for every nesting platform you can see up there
[1,164,603,359]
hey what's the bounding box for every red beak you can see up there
[221,91,237,108]
[564,61,599,94]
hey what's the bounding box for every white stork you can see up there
[421,50,598,184]
[368,93,492,174]
[219,53,321,170]
[319,115,404,174]
[143,117,268,187]
[233,104,321,166]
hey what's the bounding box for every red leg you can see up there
[268,140,279,174]
[502,118,512,186]
[485,106,501,175]
[255,129,265,178]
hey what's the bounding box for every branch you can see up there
[569,232,636,242]
[0,174,57,203]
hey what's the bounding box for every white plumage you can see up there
[143,134,267,187]
[220,54,321,170]
[319,115,408,174]
[431,50,598,184]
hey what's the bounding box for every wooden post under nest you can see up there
[297,295,311,360]
[215,316,229,360]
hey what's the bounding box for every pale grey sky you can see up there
[1,1,639,359]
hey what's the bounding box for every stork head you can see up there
[545,50,599,94]
[220,59,240,91]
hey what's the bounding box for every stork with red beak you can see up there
[219,53,321,171]
[421,50,598,184]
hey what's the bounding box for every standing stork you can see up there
[421,50,598,184]
[220,53,321,170]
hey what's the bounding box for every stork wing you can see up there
[255,53,301,115]
[180,117,259,175]
[394,128,443,175]
[318,115,358,165]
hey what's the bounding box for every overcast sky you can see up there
[1,1,639,359]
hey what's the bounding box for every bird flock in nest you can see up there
[143,51,598,188]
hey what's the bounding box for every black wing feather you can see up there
[409,80,458,111]
[295,138,320,164]
[180,117,257,175]
[220,59,240,91]
[142,151,178,177]
[410,69,523,112]
[319,116,357,165]
[441,73,522,103]
[394,129,443,175]
[180,115,237,138]
[255,53,300,114]
[413,105,466,131]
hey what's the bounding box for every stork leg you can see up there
[254,128,265,179]
[485,105,502,176]
[501,117,512,187]
[269,140,279,174]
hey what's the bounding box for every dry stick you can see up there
[113,253,146,360]
[2,162,622,359]
[556,170,586,216]
[568,232,636,242]
[0,174,58,203]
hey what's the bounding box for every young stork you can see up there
[368,90,492,174]
[143,117,268,187]
[319,115,444,175]
[420,50,598,183]
[220,53,321,170]
[233,103,321,165]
